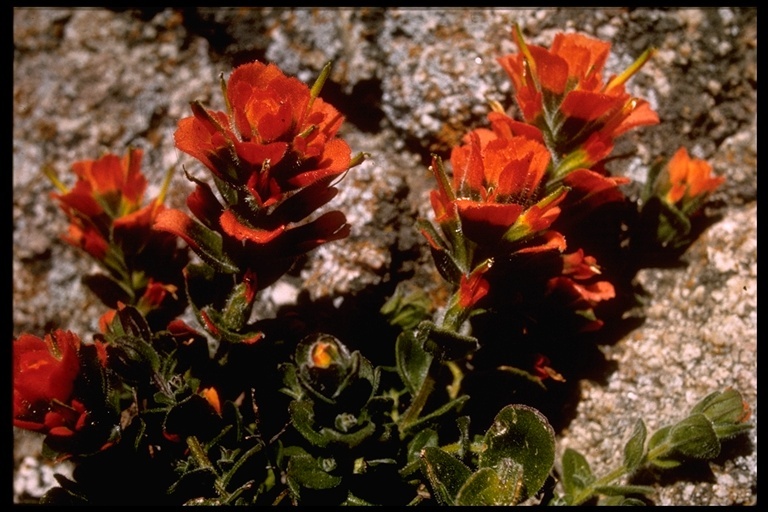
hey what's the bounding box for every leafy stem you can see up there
[186,436,230,501]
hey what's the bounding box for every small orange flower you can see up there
[546,249,615,332]
[200,387,222,416]
[532,353,566,382]
[13,330,83,436]
[663,147,725,212]
[311,341,337,369]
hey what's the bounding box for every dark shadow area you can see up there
[318,78,386,134]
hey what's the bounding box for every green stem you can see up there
[570,464,629,506]
[398,359,437,434]
[570,439,675,505]
[186,435,230,500]
[398,300,466,435]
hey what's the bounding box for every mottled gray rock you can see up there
[13,7,756,505]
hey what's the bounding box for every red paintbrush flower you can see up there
[497,25,659,182]
[13,330,113,451]
[158,61,362,284]
[49,148,188,327]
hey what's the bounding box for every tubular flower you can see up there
[497,25,659,180]
[660,147,725,215]
[157,60,361,287]
[545,249,615,332]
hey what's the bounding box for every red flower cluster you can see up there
[51,148,149,261]
[497,26,659,179]
[423,26,660,335]
[423,116,568,321]
[155,61,361,288]
[13,330,106,440]
[49,148,187,328]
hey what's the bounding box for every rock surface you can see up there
[13,7,756,505]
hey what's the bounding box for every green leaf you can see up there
[279,363,302,400]
[220,279,255,331]
[197,306,264,345]
[418,219,465,285]
[560,448,594,497]
[176,215,240,274]
[289,400,376,449]
[402,395,470,434]
[114,304,153,342]
[419,321,479,362]
[623,419,647,473]
[646,425,681,469]
[395,330,433,396]
[108,333,161,380]
[478,404,555,502]
[420,446,472,505]
[321,421,377,448]
[380,283,432,330]
[668,413,720,459]
[599,495,648,506]
[286,453,342,491]
[455,465,524,506]
[713,422,754,441]
[288,400,329,448]
[656,197,693,243]
[691,388,750,426]
[407,428,439,465]
[593,484,656,496]
[167,466,218,501]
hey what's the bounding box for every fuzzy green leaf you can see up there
[286,453,342,490]
[418,219,465,284]
[478,404,555,502]
[172,213,239,274]
[395,329,433,396]
[623,419,647,473]
[407,428,439,465]
[419,321,479,362]
[593,484,656,497]
[220,280,254,331]
[321,420,376,448]
[713,422,754,441]
[455,466,524,506]
[288,400,329,448]
[598,495,648,506]
[381,284,432,330]
[560,447,594,497]
[646,425,681,468]
[402,395,470,435]
[420,446,473,505]
[691,388,750,426]
[668,413,720,459]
